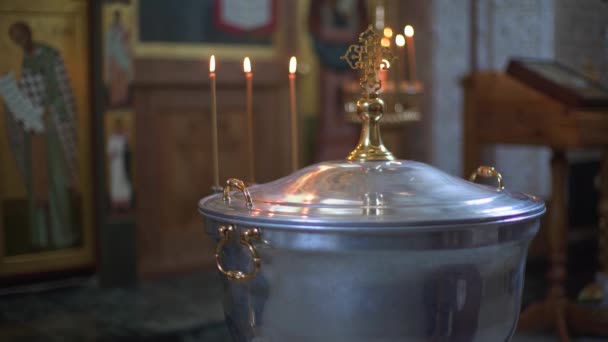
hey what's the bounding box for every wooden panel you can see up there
[576,110,608,146]
[134,58,285,86]
[464,72,608,148]
[135,72,290,277]
[134,86,160,277]
[133,0,296,277]
[476,107,580,147]
[156,110,215,271]
[140,107,249,275]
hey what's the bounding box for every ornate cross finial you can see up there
[340,26,395,162]
[341,25,395,94]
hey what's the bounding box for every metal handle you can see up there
[215,225,261,283]
[469,165,504,190]
[223,178,253,209]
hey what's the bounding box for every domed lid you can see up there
[198,160,545,229]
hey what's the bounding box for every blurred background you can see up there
[0,0,607,340]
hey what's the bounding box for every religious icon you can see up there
[103,1,133,108]
[105,111,134,216]
[0,21,81,253]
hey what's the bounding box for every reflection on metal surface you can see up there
[424,264,483,340]
[200,161,543,227]
[363,192,384,216]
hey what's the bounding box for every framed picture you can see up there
[103,0,135,109]
[0,0,94,279]
[507,58,608,108]
[104,110,135,219]
[133,0,281,59]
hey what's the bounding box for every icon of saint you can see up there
[2,21,79,249]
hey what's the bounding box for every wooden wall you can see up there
[133,56,293,278]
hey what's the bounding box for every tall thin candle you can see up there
[209,55,219,189]
[404,25,417,81]
[243,57,255,182]
[395,34,405,92]
[288,56,298,172]
[379,59,390,92]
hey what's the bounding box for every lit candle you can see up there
[381,37,391,48]
[383,27,393,38]
[288,56,298,172]
[404,25,417,81]
[395,34,405,92]
[243,57,255,182]
[380,37,391,92]
[379,58,390,92]
[209,55,219,189]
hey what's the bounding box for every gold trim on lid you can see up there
[341,26,396,162]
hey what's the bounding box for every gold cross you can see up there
[340,25,395,94]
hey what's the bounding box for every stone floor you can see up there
[0,270,606,341]
[0,272,226,341]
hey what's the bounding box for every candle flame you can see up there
[395,34,405,47]
[289,56,297,74]
[404,25,414,37]
[383,27,393,38]
[243,57,251,73]
[209,55,215,73]
[381,58,391,70]
[381,37,390,47]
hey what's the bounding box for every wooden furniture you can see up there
[462,72,608,341]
